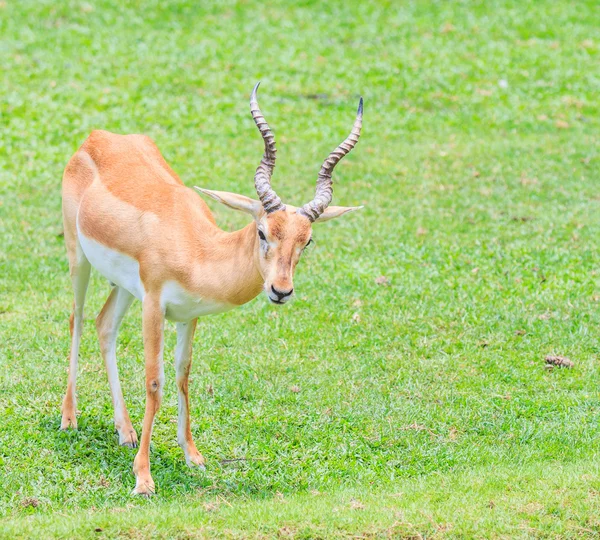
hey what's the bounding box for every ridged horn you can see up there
[298,97,363,222]
[250,82,285,214]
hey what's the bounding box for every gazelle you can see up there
[60,83,363,495]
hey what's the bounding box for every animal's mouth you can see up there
[266,290,292,305]
[265,284,294,305]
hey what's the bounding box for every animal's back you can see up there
[61,130,216,287]
[63,130,184,221]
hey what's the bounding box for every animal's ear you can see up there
[313,205,363,223]
[194,188,263,218]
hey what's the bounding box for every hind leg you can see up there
[96,286,137,447]
[61,240,91,429]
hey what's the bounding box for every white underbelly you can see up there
[77,225,232,322]
[161,281,233,322]
[77,228,145,301]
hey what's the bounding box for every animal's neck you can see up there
[194,221,264,306]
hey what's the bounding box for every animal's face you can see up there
[255,208,312,304]
[195,82,363,306]
[194,188,363,306]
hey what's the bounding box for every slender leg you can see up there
[132,294,164,496]
[175,319,205,468]
[96,286,137,447]
[61,242,91,430]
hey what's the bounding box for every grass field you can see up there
[1,0,599,537]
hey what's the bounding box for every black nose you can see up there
[271,285,293,299]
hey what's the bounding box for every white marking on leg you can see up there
[97,286,137,445]
[175,320,204,468]
[175,321,193,450]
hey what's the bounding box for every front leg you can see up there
[175,319,206,468]
[132,294,165,496]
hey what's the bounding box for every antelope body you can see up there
[60,84,363,495]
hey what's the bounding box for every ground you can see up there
[1,0,599,537]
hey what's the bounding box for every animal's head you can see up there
[196,83,363,305]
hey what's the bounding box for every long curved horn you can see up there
[298,97,363,222]
[250,82,285,214]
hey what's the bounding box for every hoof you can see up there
[60,414,77,430]
[185,451,206,470]
[117,428,138,448]
[131,478,155,497]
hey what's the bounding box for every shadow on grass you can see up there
[38,413,215,497]
[36,412,276,503]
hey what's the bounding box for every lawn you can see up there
[1,0,599,537]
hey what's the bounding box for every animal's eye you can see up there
[306,237,313,246]
[258,230,266,241]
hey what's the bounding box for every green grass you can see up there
[1,0,599,537]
